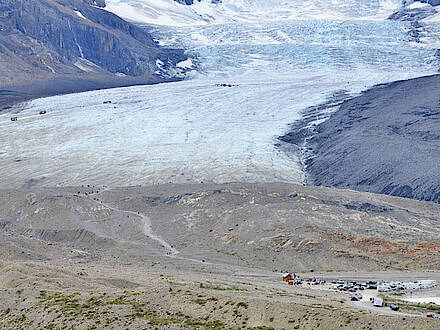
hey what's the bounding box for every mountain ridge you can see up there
[0,0,188,109]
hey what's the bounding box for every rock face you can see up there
[0,0,186,105]
[389,0,440,22]
[420,0,440,6]
[303,74,440,204]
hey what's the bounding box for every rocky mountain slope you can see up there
[0,0,187,108]
[282,74,440,204]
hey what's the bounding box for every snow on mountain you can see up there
[0,0,187,92]
[104,0,402,26]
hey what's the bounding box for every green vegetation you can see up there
[147,316,179,326]
[294,293,316,299]
[38,292,82,311]
[199,283,247,291]
[297,303,340,311]
[195,298,207,305]
[27,289,228,328]
[185,319,225,329]
[104,297,129,306]
[236,302,248,309]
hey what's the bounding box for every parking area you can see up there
[282,273,439,316]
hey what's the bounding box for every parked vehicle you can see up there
[373,298,383,307]
[10,117,17,121]
[426,313,438,318]
[39,110,46,115]
[351,296,359,301]
[390,304,399,311]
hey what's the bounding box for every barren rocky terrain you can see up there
[1,183,439,329]
[282,74,440,204]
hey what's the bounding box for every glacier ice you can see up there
[1,1,439,188]
[104,0,403,26]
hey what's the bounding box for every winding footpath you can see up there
[81,186,211,265]
[82,186,179,255]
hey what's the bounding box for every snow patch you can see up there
[403,297,440,304]
[75,10,87,20]
[177,58,193,69]
[156,59,164,69]
[43,63,56,73]
[408,2,431,9]
[422,9,440,22]
[74,58,101,72]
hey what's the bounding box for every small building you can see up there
[283,273,293,282]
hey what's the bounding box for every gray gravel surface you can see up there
[296,74,440,203]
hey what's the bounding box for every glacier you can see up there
[104,0,403,26]
[1,0,440,188]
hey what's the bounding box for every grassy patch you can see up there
[104,297,129,306]
[200,283,247,291]
[148,316,179,326]
[294,293,316,299]
[38,292,82,311]
[237,302,248,309]
[195,298,207,305]
[298,303,340,311]
[185,319,225,329]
